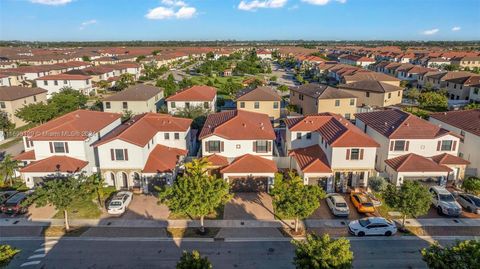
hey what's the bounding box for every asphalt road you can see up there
[1,237,466,269]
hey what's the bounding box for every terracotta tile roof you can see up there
[430,153,470,165]
[20,155,88,173]
[338,80,403,93]
[102,84,163,101]
[344,72,400,82]
[220,154,277,174]
[13,150,35,161]
[284,113,379,147]
[445,75,480,86]
[25,110,122,141]
[289,145,332,173]
[355,109,454,139]
[142,145,187,173]
[430,109,480,136]
[204,154,229,167]
[36,74,91,80]
[0,86,47,101]
[165,85,217,102]
[199,110,275,140]
[236,86,281,101]
[385,153,452,173]
[290,83,356,99]
[94,113,192,147]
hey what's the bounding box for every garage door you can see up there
[230,177,268,192]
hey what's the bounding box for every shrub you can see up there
[368,177,388,193]
[0,245,20,266]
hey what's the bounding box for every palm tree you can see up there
[0,154,19,187]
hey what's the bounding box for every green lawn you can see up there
[53,199,102,219]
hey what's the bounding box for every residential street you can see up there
[1,237,470,269]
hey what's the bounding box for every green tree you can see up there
[383,181,431,227]
[114,73,135,91]
[156,74,178,97]
[419,91,448,111]
[271,172,325,232]
[176,250,212,269]
[136,55,146,62]
[423,82,434,92]
[221,81,243,98]
[464,103,480,110]
[368,176,388,193]
[28,177,88,231]
[174,105,210,129]
[95,80,111,91]
[270,75,278,82]
[84,174,115,209]
[49,88,88,115]
[81,56,91,62]
[0,111,14,135]
[405,88,421,101]
[278,85,290,92]
[0,244,21,266]
[292,233,353,269]
[15,102,56,124]
[121,110,133,122]
[158,159,232,233]
[0,154,19,187]
[462,177,480,195]
[421,240,480,269]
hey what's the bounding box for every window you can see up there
[54,80,58,86]
[86,79,90,85]
[0,102,5,109]
[53,142,66,153]
[64,80,67,84]
[33,96,37,102]
[349,99,355,106]
[306,133,312,140]
[254,102,260,109]
[366,92,370,97]
[164,133,170,140]
[43,81,48,86]
[398,91,401,96]
[299,94,304,100]
[296,133,302,139]
[171,102,176,108]
[474,88,479,95]
[207,141,221,153]
[240,102,245,108]
[393,140,406,151]
[441,140,453,151]
[185,102,190,109]
[122,102,128,109]
[335,100,340,107]
[273,102,279,109]
[114,149,125,161]
[204,102,209,109]
[345,113,351,120]
[174,133,180,140]
[255,141,268,153]
[350,149,360,160]
[388,93,392,99]
[105,102,111,109]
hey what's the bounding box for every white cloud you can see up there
[238,0,288,11]
[30,0,72,5]
[422,28,439,35]
[79,19,97,30]
[451,26,461,31]
[145,1,197,20]
[301,0,346,5]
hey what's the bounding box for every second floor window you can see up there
[393,140,407,151]
[335,100,340,107]
[54,80,58,86]
[204,102,209,109]
[111,149,128,161]
[49,142,69,153]
[122,102,128,109]
[273,102,279,109]
[296,132,302,139]
[174,133,180,140]
[254,102,260,109]
[44,81,48,86]
[0,102,5,109]
[185,102,190,109]
[440,140,453,151]
[206,140,222,153]
[254,140,269,153]
[240,102,245,108]
[346,148,364,160]
[171,102,176,108]
[306,133,312,140]
[350,99,355,106]
[366,92,370,97]
[105,102,111,109]
[164,133,170,140]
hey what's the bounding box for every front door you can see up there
[121,173,128,189]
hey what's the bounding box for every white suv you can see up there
[107,191,133,215]
[348,217,397,236]
[429,186,462,217]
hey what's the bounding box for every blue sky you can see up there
[1,0,479,41]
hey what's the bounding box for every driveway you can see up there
[102,194,170,220]
[223,192,275,220]
[309,194,378,220]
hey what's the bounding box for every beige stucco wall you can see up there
[103,93,163,114]
[340,88,403,107]
[237,100,281,124]
[317,98,357,119]
[0,92,48,127]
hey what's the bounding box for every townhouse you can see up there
[470,84,480,103]
[420,71,475,90]
[338,54,375,67]
[36,74,93,97]
[0,71,25,86]
[355,109,468,186]
[199,110,277,192]
[102,84,163,114]
[14,110,122,188]
[235,86,282,126]
[337,80,403,108]
[66,66,116,83]
[289,83,357,120]
[93,113,193,191]
[343,72,401,86]
[0,86,48,127]
[166,85,217,114]
[429,109,480,177]
[257,49,272,60]
[450,56,480,68]
[285,113,379,192]
[444,75,480,100]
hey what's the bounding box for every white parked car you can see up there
[429,186,462,217]
[456,193,480,214]
[107,191,133,215]
[348,217,397,237]
[326,193,350,217]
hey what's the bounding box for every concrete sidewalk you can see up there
[2,217,480,228]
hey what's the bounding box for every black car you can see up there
[1,192,30,215]
[0,191,18,205]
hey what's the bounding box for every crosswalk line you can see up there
[20,261,41,267]
[41,241,58,246]
[34,246,53,253]
[28,254,46,259]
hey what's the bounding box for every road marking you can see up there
[41,240,58,246]
[34,246,53,253]
[28,254,46,259]
[20,261,41,267]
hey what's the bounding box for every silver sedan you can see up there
[326,193,350,217]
